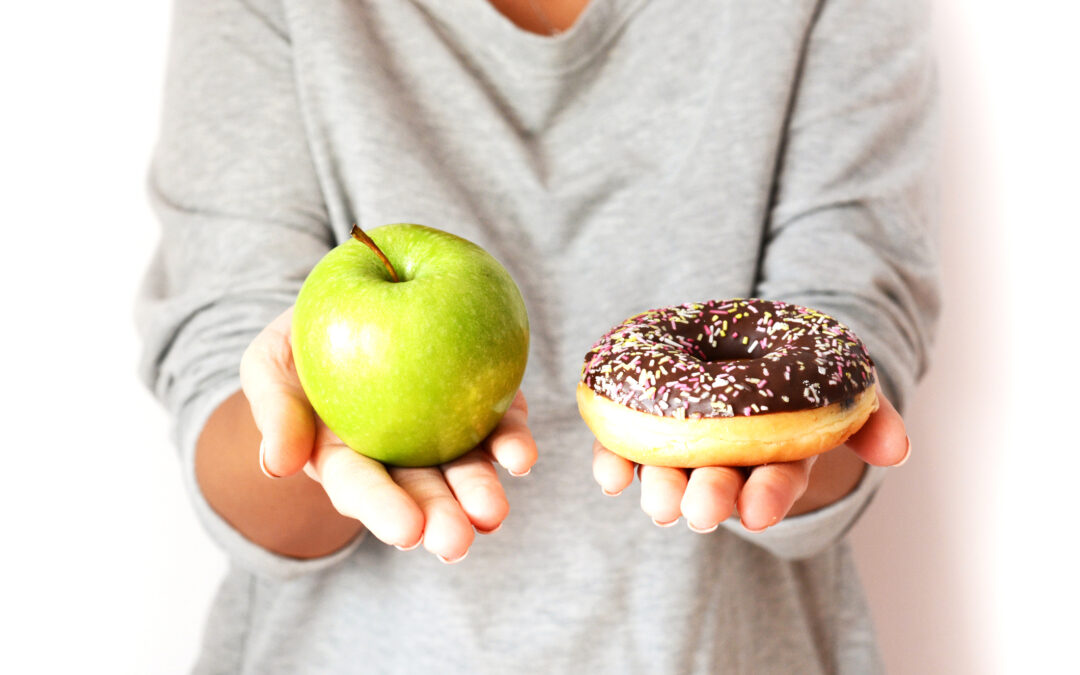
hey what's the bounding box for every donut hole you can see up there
[693,339,757,365]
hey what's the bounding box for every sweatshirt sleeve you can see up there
[722,0,941,560]
[135,0,362,577]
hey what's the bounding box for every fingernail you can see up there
[602,487,623,497]
[744,514,779,533]
[476,522,502,535]
[438,549,469,564]
[896,436,912,467]
[258,440,280,479]
[688,521,719,534]
[395,536,423,552]
[508,467,531,477]
[652,517,680,528]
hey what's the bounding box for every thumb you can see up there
[845,388,909,467]
[239,307,316,478]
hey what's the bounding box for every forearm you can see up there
[195,390,363,559]
[787,445,866,517]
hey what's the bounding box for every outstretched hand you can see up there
[591,392,910,533]
[241,308,538,563]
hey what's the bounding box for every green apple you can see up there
[291,223,529,467]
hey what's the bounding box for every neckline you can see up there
[414,0,649,77]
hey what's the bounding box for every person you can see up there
[136,0,938,672]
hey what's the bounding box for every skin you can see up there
[197,0,912,561]
[480,0,914,531]
[488,0,593,35]
[196,307,910,564]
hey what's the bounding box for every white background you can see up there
[1,1,1076,673]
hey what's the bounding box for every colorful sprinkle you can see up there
[581,298,875,418]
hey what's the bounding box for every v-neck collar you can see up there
[412,0,650,77]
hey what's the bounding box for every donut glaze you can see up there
[581,299,875,419]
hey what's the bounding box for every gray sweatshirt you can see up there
[137,0,938,672]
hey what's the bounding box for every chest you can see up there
[284,0,817,396]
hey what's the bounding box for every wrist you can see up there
[195,390,364,559]
[787,445,866,517]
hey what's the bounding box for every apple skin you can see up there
[291,224,529,467]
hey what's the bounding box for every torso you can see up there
[222,1,886,671]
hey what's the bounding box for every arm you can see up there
[138,0,536,573]
[136,0,352,576]
[592,0,938,557]
[746,0,939,541]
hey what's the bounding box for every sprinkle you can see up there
[580,298,874,419]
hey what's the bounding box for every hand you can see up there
[591,392,909,533]
[240,307,538,563]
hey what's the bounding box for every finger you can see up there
[639,465,689,526]
[485,391,538,477]
[592,441,636,496]
[846,391,909,466]
[239,308,314,478]
[442,448,510,534]
[737,458,816,532]
[310,424,424,549]
[390,466,475,563]
[680,467,745,533]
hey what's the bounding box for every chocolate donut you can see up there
[577,299,879,467]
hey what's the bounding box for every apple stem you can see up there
[351,225,400,282]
